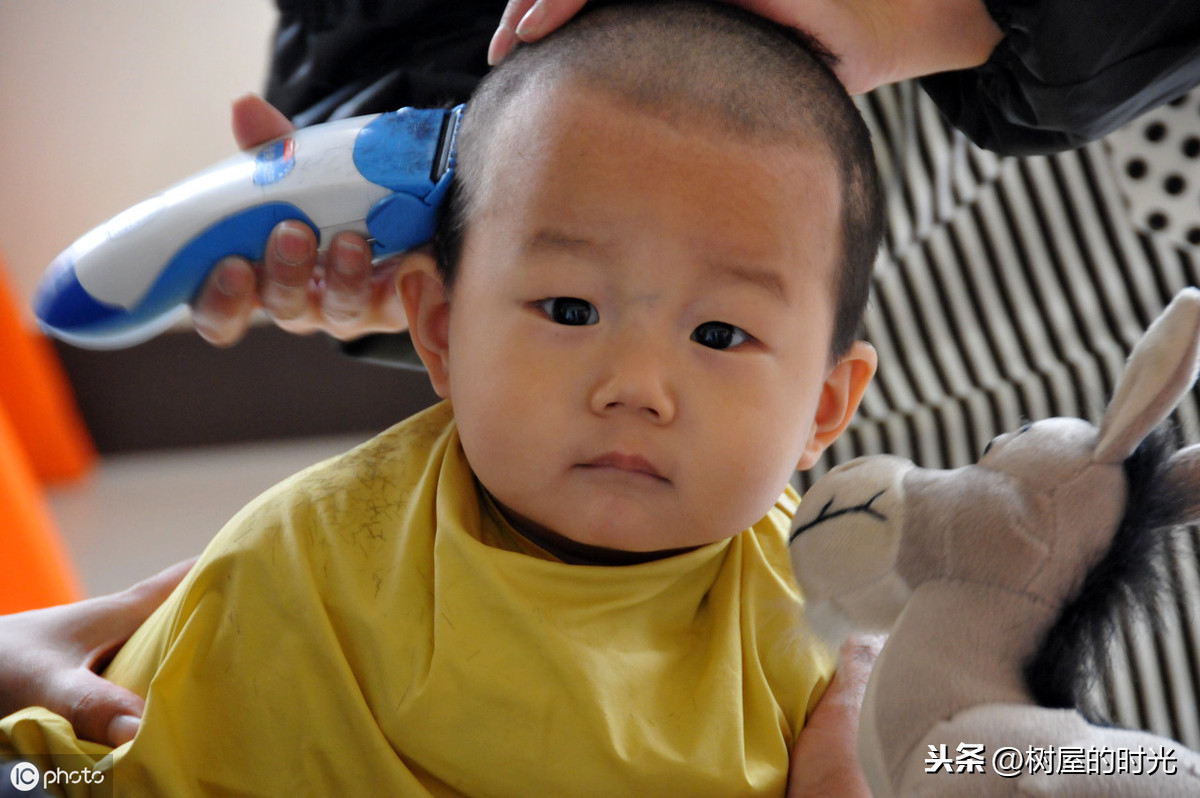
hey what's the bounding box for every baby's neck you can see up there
[512,516,697,566]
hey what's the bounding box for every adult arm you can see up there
[490,0,1002,96]
[491,0,1200,155]
[919,0,1200,154]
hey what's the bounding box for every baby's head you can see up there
[400,0,883,558]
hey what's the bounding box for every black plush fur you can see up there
[1024,425,1184,721]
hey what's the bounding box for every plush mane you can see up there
[1024,424,1181,721]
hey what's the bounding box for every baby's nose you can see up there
[588,345,676,423]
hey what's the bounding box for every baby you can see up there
[1,1,882,794]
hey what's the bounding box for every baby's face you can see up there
[443,84,848,552]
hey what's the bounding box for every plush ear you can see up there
[1095,288,1200,464]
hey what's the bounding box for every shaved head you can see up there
[435,0,883,357]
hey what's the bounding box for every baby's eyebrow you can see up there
[523,230,612,259]
[705,261,788,303]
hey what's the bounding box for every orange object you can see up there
[0,256,95,483]
[0,404,84,611]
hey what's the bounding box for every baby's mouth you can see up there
[579,453,668,482]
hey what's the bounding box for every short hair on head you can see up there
[433,0,883,360]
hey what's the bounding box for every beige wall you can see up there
[0,1,277,323]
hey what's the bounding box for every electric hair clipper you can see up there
[34,104,464,349]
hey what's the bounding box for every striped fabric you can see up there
[798,82,1200,750]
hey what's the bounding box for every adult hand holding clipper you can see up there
[34,96,462,349]
[192,96,419,347]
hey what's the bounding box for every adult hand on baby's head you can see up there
[787,633,884,797]
[488,0,1002,96]
[0,558,195,748]
[190,94,410,347]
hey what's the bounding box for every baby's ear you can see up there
[796,341,877,470]
[396,249,452,398]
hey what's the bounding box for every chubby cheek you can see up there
[700,390,818,529]
[705,438,801,536]
[453,397,545,524]
[448,344,568,506]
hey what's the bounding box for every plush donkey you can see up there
[790,288,1200,796]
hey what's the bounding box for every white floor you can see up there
[46,434,371,597]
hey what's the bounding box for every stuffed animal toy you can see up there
[790,288,1200,796]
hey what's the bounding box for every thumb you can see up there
[788,634,884,797]
[55,669,146,747]
[818,633,884,720]
[230,93,296,151]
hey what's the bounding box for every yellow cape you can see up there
[2,402,831,796]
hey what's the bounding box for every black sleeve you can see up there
[918,0,1200,155]
[265,0,501,124]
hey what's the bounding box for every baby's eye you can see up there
[538,297,599,326]
[691,321,750,350]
